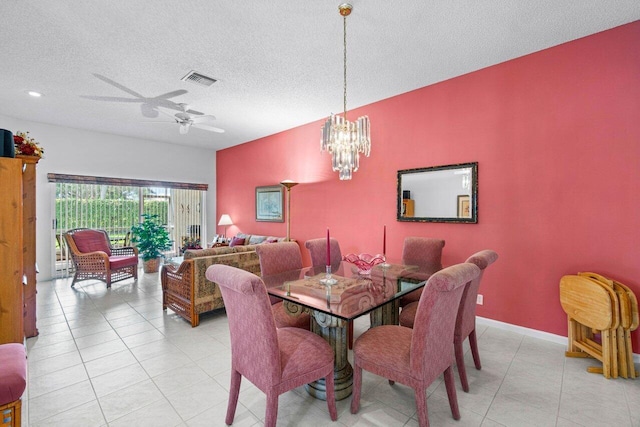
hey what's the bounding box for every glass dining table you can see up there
[262,261,431,401]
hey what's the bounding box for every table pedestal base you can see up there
[307,311,353,400]
[305,363,353,401]
[283,298,401,401]
[370,300,400,327]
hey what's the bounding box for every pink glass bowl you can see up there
[343,253,386,275]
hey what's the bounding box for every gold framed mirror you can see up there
[397,162,478,223]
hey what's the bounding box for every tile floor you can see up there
[23,271,639,427]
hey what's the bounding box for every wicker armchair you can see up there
[64,228,139,288]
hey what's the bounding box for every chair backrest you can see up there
[206,264,281,391]
[305,238,342,268]
[456,250,498,339]
[401,237,445,274]
[256,242,304,305]
[64,228,112,256]
[411,262,480,381]
[255,242,303,276]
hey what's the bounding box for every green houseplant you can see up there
[130,213,172,273]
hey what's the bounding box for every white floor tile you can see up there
[26,273,636,426]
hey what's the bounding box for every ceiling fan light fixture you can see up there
[179,123,190,134]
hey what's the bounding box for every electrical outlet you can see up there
[476,294,484,305]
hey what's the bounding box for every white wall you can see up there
[0,114,217,281]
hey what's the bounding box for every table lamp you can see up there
[217,214,233,241]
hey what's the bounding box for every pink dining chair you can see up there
[399,237,445,307]
[206,264,337,427]
[255,242,311,329]
[305,237,343,269]
[400,249,498,392]
[350,262,480,427]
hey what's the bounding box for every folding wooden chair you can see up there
[579,272,638,378]
[560,275,619,379]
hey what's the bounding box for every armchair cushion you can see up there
[72,229,112,256]
[109,255,139,269]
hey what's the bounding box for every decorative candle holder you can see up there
[380,255,391,269]
[320,265,338,286]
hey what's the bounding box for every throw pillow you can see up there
[248,235,267,245]
[229,236,246,247]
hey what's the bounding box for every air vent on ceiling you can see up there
[181,71,217,87]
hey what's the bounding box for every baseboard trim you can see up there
[476,316,640,363]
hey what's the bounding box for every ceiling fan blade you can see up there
[185,109,204,116]
[193,123,225,133]
[80,95,141,103]
[191,115,217,124]
[154,90,188,100]
[93,73,145,98]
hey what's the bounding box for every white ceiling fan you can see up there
[154,104,225,135]
[82,74,204,118]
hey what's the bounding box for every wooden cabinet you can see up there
[19,155,39,338]
[0,158,24,344]
[0,155,40,343]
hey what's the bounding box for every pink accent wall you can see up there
[217,22,640,349]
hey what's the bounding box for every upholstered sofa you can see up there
[160,234,288,326]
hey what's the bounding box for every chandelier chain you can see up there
[343,13,348,121]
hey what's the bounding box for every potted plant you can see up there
[130,213,173,273]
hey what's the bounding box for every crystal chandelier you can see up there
[321,3,371,180]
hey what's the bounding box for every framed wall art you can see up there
[457,195,471,218]
[255,185,284,222]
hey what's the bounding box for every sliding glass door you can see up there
[51,178,206,278]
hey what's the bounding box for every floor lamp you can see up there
[280,180,298,242]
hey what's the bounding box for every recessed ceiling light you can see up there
[27,91,43,97]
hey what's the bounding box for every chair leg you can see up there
[324,370,338,421]
[191,313,200,327]
[444,365,461,420]
[454,338,469,392]
[265,391,279,427]
[225,370,242,425]
[350,365,363,414]
[469,329,482,370]
[414,386,430,427]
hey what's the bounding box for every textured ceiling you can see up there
[1,1,638,151]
